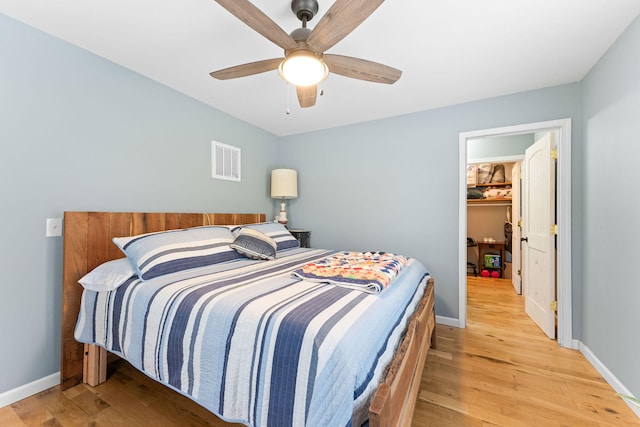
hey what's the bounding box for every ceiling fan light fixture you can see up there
[278,50,328,87]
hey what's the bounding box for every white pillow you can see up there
[78,258,138,292]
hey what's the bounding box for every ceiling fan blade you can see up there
[210,58,282,80]
[296,85,317,108]
[214,0,297,50]
[307,0,385,53]
[323,54,401,84]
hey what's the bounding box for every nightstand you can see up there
[289,229,311,248]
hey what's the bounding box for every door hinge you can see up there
[517,269,521,276]
[551,149,558,159]
[518,219,522,228]
[550,300,558,311]
[551,224,558,235]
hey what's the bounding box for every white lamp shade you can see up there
[271,169,298,199]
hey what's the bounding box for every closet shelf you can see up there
[467,197,512,206]
[474,181,512,187]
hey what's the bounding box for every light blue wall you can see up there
[582,15,640,397]
[279,84,582,322]
[0,14,279,394]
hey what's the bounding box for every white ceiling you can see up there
[2,1,640,136]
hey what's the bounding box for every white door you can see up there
[523,132,556,339]
[511,162,522,295]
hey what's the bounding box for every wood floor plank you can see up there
[0,405,27,427]
[9,387,60,425]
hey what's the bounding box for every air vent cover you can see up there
[211,141,241,182]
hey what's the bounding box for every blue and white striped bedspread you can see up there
[75,248,429,427]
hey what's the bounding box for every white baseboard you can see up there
[0,372,59,409]
[435,315,459,327]
[579,341,640,419]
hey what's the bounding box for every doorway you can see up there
[458,119,574,348]
[466,152,524,294]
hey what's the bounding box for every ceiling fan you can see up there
[209,0,402,108]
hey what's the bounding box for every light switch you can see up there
[46,218,63,237]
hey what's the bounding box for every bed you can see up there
[60,212,436,427]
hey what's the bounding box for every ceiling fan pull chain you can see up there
[285,83,291,115]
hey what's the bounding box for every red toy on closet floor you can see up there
[481,269,501,278]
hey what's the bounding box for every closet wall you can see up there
[467,205,510,243]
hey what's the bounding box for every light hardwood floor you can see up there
[1,277,638,426]
[413,277,639,426]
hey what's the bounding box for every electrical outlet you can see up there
[46,218,63,237]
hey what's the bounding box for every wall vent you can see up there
[211,141,241,182]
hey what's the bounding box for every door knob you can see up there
[521,237,528,242]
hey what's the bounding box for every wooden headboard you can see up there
[61,211,266,390]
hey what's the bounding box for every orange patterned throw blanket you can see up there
[291,251,408,294]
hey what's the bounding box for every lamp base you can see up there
[277,217,288,225]
[277,200,288,225]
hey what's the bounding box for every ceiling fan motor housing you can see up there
[291,0,318,23]
[289,27,312,44]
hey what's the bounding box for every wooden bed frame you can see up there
[61,211,436,427]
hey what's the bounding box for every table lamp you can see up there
[270,169,298,225]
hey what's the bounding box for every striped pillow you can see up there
[230,228,277,260]
[113,226,239,280]
[235,222,300,252]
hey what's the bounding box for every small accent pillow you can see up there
[78,258,138,292]
[230,228,277,260]
[113,226,239,281]
[236,222,300,251]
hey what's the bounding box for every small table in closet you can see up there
[476,241,505,276]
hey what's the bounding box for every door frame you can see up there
[458,118,574,348]
[511,160,522,295]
